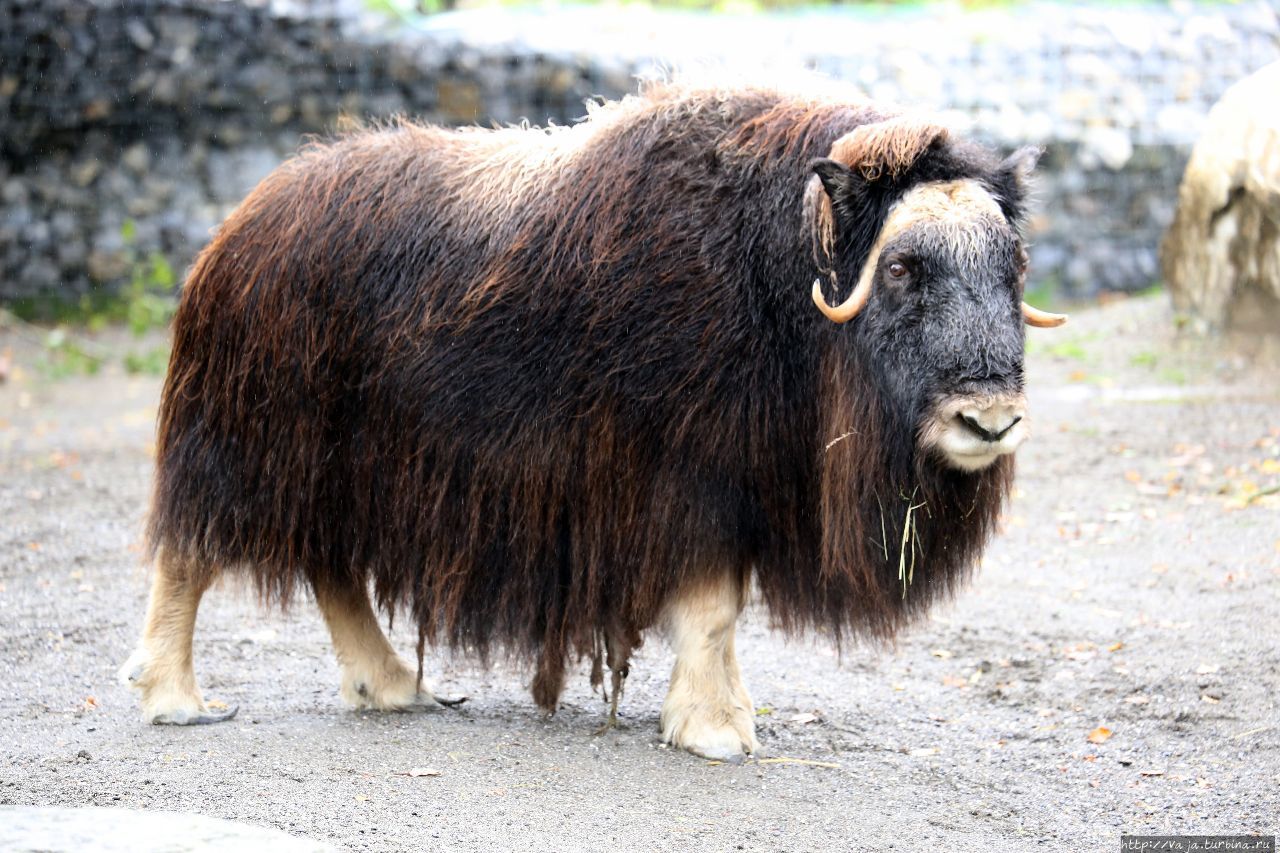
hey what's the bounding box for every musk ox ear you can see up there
[989,145,1041,225]
[805,161,852,280]
[810,158,856,200]
[828,116,950,183]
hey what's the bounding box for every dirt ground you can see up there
[1,295,1277,852]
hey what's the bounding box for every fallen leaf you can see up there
[407,767,441,777]
[755,706,773,716]
[930,649,954,659]
[908,747,940,757]
[1124,695,1150,705]
[1124,470,1143,483]
[1107,642,1124,653]
[206,700,228,710]
[1086,726,1113,744]
[1200,693,1220,704]
[788,712,819,725]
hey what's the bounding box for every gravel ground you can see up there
[1,295,1277,851]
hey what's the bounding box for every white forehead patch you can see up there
[854,179,1006,287]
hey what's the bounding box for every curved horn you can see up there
[812,276,874,324]
[1022,302,1068,328]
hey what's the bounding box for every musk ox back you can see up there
[121,82,1065,759]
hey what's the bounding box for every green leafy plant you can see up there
[124,345,172,376]
[16,219,177,379]
[39,327,104,379]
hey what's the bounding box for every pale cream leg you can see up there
[313,581,444,711]
[119,551,235,725]
[660,572,759,760]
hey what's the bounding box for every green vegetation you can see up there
[124,346,172,376]
[38,327,104,380]
[365,0,1236,13]
[362,0,1021,17]
[9,219,177,379]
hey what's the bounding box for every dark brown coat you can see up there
[150,84,1013,710]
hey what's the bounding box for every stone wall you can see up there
[1,0,1278,304]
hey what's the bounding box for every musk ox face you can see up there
[808,128,1066,473]
[859,179,1030,472]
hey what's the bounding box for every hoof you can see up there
[121,647,235,727]
[661,703,759,761]
[343,667,466,713]
[386,692,467,713]
[152,705,239,726]
[670,727,758,762]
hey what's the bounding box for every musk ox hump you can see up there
[828,115,951,182]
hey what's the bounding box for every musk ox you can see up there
[120,82,1065,760]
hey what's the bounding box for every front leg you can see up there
[118,549,237,726]
[660,571,759,760]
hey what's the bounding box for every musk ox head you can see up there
[805,116,1066,473]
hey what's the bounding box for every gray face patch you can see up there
[853,179,1009,290]
[858,181,1028,472]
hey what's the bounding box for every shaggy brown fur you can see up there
[150,83,1016,711]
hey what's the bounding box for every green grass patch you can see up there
[12,219,179,380]
[37,328,105,380]
[123,345,171,376]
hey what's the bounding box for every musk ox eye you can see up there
[886,261,909,280]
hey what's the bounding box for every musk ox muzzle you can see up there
[921,392,1029,472]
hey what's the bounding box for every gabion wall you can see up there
[1,0,1278,304]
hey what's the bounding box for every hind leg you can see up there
[119,550,237,725]
[312,580,462,711]
[660,571,759,760]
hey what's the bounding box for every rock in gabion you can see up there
[1,0,1278,305]
[1161,61,1280,335]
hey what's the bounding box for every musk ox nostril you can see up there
[959,415,996,442]
[960,413,1021,442]
[992,415,1022,441]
